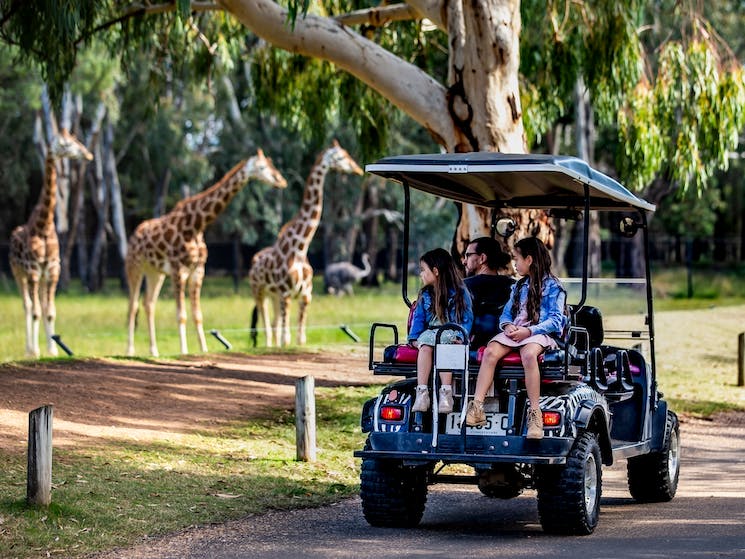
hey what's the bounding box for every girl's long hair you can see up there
[510,237,556,324]
[419,248,467,323]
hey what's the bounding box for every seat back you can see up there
[570,305,604,348]
[469,311,500,349]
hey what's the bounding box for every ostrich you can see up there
[324,253,372,296]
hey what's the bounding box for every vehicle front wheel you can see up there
[359,459,429,527]
[627,410,680,502]
[536,431,602,535]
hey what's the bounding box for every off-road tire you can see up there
[627,410,680,502]
[360,458,428,527]
[536,431,602,535]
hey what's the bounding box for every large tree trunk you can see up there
[218,0,552,256]
[88,128,110,292]
[361,177,382,287]
[567,77,601,278]
[63,102,106,288]
[103,118,128,289]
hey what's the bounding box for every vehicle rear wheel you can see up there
[359,458,428,527]
[536,431,602,535]
[627,410,680,502]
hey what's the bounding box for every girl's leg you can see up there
[412,344,434,412]
[466,341,511,426]
[416,344,433,385]
[473,341,512,401]
[519,343,544,409]
[520,343,545,439]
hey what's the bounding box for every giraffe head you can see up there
[50,128,94,161]
[324,140,364,176]
[245,149,288,189]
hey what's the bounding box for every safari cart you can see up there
[354,153,680,535]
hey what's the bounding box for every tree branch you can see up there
[404,0,446,31]
[80,2,222,44]
[334,4,418,27]
[217,0,456,148]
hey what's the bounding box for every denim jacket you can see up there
[498,275,568,337]
[408,287,474,342]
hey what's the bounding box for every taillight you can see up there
[380,405,404,421]
[542,410,561,427]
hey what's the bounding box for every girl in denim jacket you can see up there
[409,248,473,413]
[466,237,567,438]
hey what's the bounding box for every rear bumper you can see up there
[354,432,574,465]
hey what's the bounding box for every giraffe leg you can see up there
[297,290,312,346]
[126,266,144,356]
[260,295,274,347]
[143,272,166,357]
[172,271,190,354]
[42,265,60,356]
[271,296,284,347]
[189,267,208,352]
[297,268,313,346]
[279,295,292,347]
[15,274,38,358]
[28,276,42,358]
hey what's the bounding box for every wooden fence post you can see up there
[738,333,744,388]
[295,376,316,462]
[27,405,53,506]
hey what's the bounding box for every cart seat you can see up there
[383,343,549,366]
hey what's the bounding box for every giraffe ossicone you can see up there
[9,128,93,357]
[126,149,287,357]
[249,140,363,348]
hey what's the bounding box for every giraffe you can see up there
[9,128,93,357]
[126,149,287,357]
[249,140,363,347]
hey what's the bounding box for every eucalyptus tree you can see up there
[1,0,743,259]
[0,45,42,245]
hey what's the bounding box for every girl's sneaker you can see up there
[412,386,430,412]
[438,386,454,413]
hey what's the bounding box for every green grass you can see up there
[0,385,383,558]
[1,268,745,557]
[0,277,410,363]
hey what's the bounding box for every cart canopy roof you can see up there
[365,152,655,212]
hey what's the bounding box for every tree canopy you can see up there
[1,0,744,252]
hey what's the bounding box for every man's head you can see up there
[463,237,511,277]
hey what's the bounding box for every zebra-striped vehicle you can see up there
[355,153,680,535]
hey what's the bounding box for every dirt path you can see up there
[0,350,382,450]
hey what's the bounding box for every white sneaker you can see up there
[438,386,454,413]
[412,386,430,412]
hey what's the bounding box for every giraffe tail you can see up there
[250,306,258,348]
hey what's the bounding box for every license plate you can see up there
[445,412,507,435]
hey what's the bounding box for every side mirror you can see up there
[495,217,516,238]
[618,217,640,238]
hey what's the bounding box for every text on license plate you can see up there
[445,412,507,435]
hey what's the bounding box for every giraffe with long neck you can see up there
[9,129,93,357]
[126,149,287,357]
[249,140,363,347]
